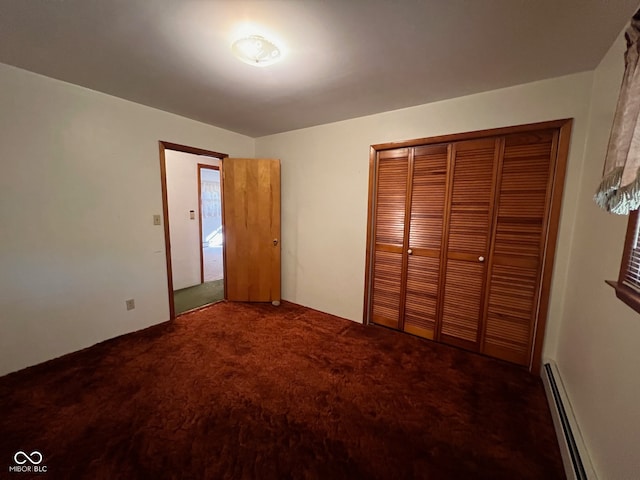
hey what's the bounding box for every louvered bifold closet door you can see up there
[403,144,448,339]
[371,148,409,329]
[440,138,499,350]
[482,130,557,365]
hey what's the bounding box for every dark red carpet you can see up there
[0,301,564,479]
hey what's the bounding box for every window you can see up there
[609,209,640,313]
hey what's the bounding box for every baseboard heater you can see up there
[541,361,596,480]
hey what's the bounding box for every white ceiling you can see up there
[0,0,637,137]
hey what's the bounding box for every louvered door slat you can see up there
[375,152,409,246]
[372,250,403,327]
[408,145,448,250]
[371,149,409,329]
[403,145,448,338]
[447,142,496,254]
[404,256,440,337]
[442,261,484,342]
[485,264,537,360]
[483,131,554,365]
[440,139,497,349]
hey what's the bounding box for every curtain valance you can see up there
[595,11,640,214]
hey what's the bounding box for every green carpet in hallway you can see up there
[174,279,224,315]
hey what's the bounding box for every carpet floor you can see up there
[174,279,224,315]
[0,301,564,479]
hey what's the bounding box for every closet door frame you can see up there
[363,118,573,374]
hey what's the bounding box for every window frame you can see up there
[608,209,640,313]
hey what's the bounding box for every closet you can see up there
[364,119,572,372]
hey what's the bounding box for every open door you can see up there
[222,158,281,303]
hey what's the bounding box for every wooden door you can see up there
[370,148,410,329]
[403,144,449,339]
[439,138,499,351]
[222,158,281,303]
[365,119,572,372]
[482,130,558,365]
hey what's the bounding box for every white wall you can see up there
[557,29,640,479]
[165,151,220,290]
[0,63,254,376]
[256,72,593,361]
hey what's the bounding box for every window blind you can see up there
[623,212,640,292]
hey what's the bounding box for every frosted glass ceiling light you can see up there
[232,35,281,67]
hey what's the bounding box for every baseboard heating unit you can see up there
[541,360,596,480]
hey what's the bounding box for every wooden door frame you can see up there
[159,141,228,320]
[363,118,573,373]
[197,163,221,284]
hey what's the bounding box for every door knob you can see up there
[273,239,279,246]
[407,249,413,255]
[478,256,485,262]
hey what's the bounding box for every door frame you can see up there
[197,163,222,285]
[363,119,573,373]
[159,141,228,320]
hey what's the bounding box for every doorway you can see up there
[159,142,228,319]
[199,164,223,283]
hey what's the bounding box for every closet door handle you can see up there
[478,256,485,262]
[407,249,413,255]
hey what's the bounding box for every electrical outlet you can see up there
[125,299,135,311]
[153,214,161,226]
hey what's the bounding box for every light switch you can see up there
[190,210,195,220]
[153,214,161,226]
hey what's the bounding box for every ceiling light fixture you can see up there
[231,35,282,67]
